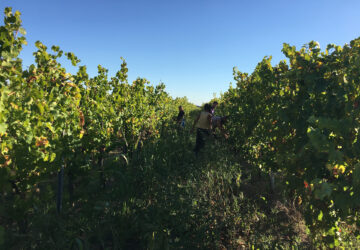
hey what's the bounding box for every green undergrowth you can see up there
[82,130,310,249]
[5,128,360,249]
[120,131,311,249]
[111,129,360,249]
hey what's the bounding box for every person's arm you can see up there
[208,114,212,130]
[191,113,200,132]
[219,123,229,139]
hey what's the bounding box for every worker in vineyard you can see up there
[212,115,229,139]
[192,103,212,156]
[210,101,218,116]
[176,105,186,128]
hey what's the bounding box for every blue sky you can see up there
[1,0,360,105]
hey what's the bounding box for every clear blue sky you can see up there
[1,0,360,105]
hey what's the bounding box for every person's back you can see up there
[211,116,221,129]
[196,111,212,130]
[192,103,212,156]
[177,106,185,128]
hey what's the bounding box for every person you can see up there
[212,115,229,139]
[176,106,185,128]
[192,104,212,156]
[210,101,218,116]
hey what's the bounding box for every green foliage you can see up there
[220,36,360,245]
[0,7,196,249]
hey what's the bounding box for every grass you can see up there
[5,125,360,249]
[109,128,313,249]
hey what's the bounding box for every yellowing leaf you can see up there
[50,152,56,162]
[35,137,49,147]
[79,129,85,139]
[36,102,44,115]
[10,102,18,109]
[46,122,55,133]
[338,165,346,174]
[43,153,49,162]
[0,123,7,134]
[318,210,323,221]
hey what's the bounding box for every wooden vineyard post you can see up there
[57,158,65,214]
